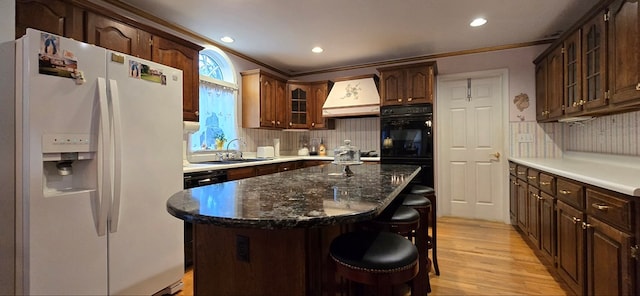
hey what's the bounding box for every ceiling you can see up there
[115,0,601,75]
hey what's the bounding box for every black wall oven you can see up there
[380,104,434,187]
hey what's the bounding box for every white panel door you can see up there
[20,29,108,295]
[437,73,505,221]
[104,52,184,295]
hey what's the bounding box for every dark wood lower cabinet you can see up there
[527,186,541,248]
[539,191,556,265]
[510,162,638,295]
[517,179,528,231]
[586,216,633,295]
[556,200,585,296]
[509,175,518,224]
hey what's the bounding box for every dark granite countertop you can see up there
[167,164,420,229]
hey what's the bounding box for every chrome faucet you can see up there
[226,138,245,151]
[225,138,246,159]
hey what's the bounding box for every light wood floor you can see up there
[177,217,569,295]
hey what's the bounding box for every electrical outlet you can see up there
[517,133,534,143]
[237,235,250,262]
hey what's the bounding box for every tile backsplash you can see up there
[231,110,639,159]
[235,117,380,156]
[510,110,640,158]
[564,110,639,156]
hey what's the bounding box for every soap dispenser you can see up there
[318,138,327,156]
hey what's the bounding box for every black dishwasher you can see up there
[183,169,227,268]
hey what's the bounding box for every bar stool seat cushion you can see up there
[401,194,432,208]
[410,185,435,195]
[377,205,420,223]
[330,231,418,272]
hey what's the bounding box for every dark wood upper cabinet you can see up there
[151,36,201,122]
[535,0,640,121]
[581,11,608,113]
[16,0,203,122]
[378,62,436,106]
[535,57,549,121]
[241,70,288,129]
[85,12,152,60]
[547,45,565,119]
[608,0,640,106]
[564,30,583,115]
[309,81,334,130]
[287,83,310,129]
[16,0,83,40]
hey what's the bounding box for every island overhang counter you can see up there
[167,163,421,295]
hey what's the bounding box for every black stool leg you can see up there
[414,206,432,294]
[427,194,440,276]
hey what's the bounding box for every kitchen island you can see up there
[167,163,421,295]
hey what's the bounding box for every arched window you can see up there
[190,47,238,152]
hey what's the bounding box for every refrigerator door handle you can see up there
[108,79,123,233]
[97,77,112,237]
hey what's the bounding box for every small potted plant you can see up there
[214,132,226,150]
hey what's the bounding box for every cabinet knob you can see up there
[397,98,402,102]
[195,110,199,116]
[311,122,315,127]
[572,217,581,224]
[271,120,275,125]
[572,102,578,107]
[636,82,640,91]
[289,122,293,127]
[407,97,413,102]
[559,189,572,195]
[579,99,585,105]
[276,121,281,125]
[581,222,592,230]
[539,181,551,185]
[527,175,537,180]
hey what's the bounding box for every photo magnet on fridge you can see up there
[38,33,78,79]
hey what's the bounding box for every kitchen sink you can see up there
[207,158,269,164]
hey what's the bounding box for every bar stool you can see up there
[400,194,432,277]
[329,231,419,296]
[410,185,439,276]
[370,204,430,295]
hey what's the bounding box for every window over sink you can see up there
[190,47,239,152]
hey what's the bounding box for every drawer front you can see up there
[556,178,584,210]
[509,162,517,176]
[527,168,540,186]
[586,188,633,232]
[538,173,556,195]
[516,165,528,181]
[227,167,256,180]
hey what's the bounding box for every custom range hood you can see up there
[322,74,381,117]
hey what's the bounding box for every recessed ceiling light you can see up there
[220,36,234,43]
[312,46,324,53]
[470,18,487,27]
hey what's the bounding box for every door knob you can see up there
[490,152,500,159]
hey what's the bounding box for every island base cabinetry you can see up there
[193,224,344,295]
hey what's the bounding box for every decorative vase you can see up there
[215,139,225,150]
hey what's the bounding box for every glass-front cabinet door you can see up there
[564,30,583,115]
[582,11,608,112]
[287,83,310,129]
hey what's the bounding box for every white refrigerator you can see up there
[0,29,184,295]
